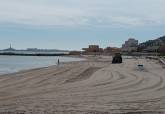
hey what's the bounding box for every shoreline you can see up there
[0,55,86,76]
[0,60,86,77]
[0,56,165,113]
[0,55,105,76]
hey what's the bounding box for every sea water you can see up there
[0,55,83,75]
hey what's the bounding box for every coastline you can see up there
[0,52,68,56]
[0,55,85,75]
[0,56,165,113]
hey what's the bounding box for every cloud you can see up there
[0,0,165,28]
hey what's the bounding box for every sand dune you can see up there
[0,57,165,114]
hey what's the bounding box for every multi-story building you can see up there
[122,38,138,52]
[122,38,138,48]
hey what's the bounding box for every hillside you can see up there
[138,36,165,52]
[139,36,165,47]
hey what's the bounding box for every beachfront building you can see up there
[104,47,121,55]
[159,45,165,55]
[122,38,138,52]
[82,45,103,55]
[143,46,160,52]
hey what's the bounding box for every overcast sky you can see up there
[0,0,165,50]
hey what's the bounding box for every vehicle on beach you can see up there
[112,53,122,64]
[137,64,144,70]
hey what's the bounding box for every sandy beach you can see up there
[0,56,165,114]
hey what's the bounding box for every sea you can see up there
[0,55,84,75]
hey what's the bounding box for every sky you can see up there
[0,0,165,50]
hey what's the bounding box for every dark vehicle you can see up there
[112,53,122,64]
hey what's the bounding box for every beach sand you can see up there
[0,56,165,114]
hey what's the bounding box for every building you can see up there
[122,38,138,52]
[143,46,160,52]
[82,45,103,55]
[122,38,138,48]
[104,47,121,55]
[158,44,165,54]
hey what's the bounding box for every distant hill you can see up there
[159,36,165,42]
[3,47,16,51]
[139,36,165,47]
[138,36,165,52]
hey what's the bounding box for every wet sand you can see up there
[0,56,165,114]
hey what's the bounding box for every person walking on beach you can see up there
[57,59,60,65]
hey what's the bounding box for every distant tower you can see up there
[10,44,12,49]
